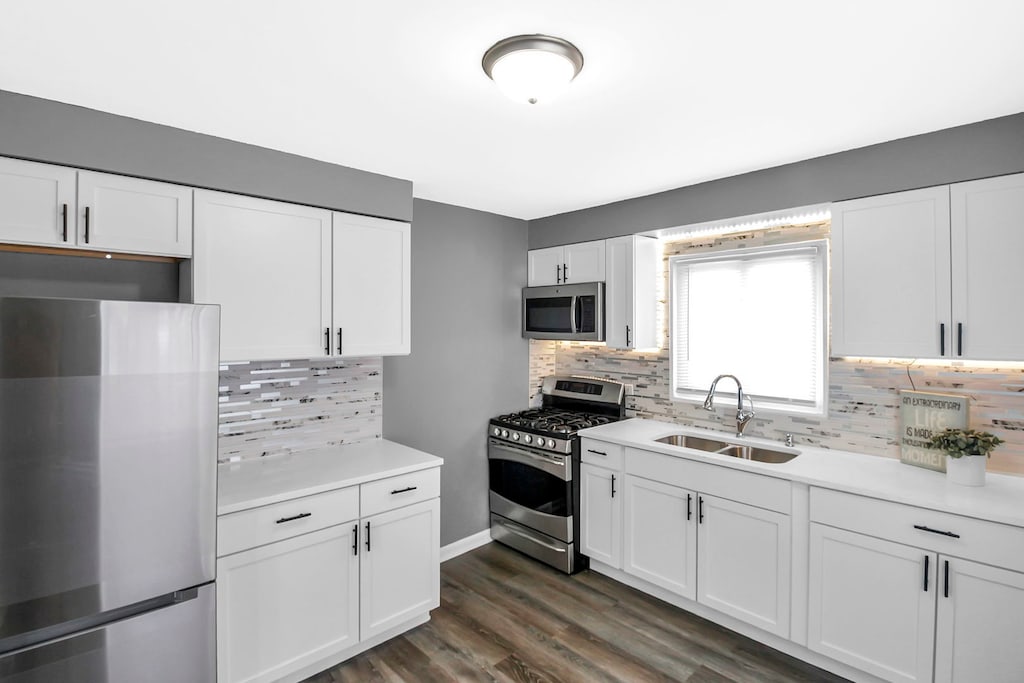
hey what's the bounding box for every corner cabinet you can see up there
[604,235,658,350]
[193,190,410,361]
[527,240,606,286]
[832,172,1024,360]
[0,157,192,257]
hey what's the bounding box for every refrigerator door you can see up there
[0,298,219,649]
[0,583,215,683]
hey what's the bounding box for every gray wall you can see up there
[0,90,412,221]
[529,112,1024,248]
[383,199,528,546]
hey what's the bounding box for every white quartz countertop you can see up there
[579,418,1024,528]
[218,439,444,515]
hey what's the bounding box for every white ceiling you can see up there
[3,1,1024,220]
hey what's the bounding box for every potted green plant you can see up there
[928,428,1004,486]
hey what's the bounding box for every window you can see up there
[670,240,827,414]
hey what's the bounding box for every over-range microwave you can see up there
[522,282,604,341]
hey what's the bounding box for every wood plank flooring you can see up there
[304,542,849,683]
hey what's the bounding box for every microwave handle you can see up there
[570,295,578,333]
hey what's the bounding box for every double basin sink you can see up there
[654,434,798,464]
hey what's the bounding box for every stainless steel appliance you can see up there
[522,282,605,341]
[488,376,624,573]
[0,297,219,682]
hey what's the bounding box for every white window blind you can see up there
[670,240,827,414]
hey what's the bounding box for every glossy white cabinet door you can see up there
[605,235,658,349]
[193,190,331,361]
[77,171,192,256]
[527,246,564,286]
[934,556,1024,683]
[950,172,1024,361]
[563,239,606,283]
[332,212,410,357]
[0,157,76,247]
[623,475,695,599]
[580,462,622,568]
[217,524,360,683]
[832,186,951,358]
[807,524,936,683]
[696,494,790,638]
[360,498,440,640]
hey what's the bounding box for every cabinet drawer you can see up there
[810,487,1024,573]
[361,467,440,518]
[581,438,623,469]
[218,486,359,557]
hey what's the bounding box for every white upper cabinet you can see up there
[332,212,410,357]
[77,171,193,256]
[605,235,658,350]
[527,240,606,286]
[194,190,332,362]
[950,173,1024,361]
[0,157,76,247]
[831,186,951,358]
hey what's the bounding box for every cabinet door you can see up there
[934,556,1024,683]
[950,173,1024,361]
[563,240,606,283]
[527,246,563,286]
[623,475,696,599]
[807,524,936,683]
[332,212,410,357]
[832,187,951,358]
[605,235,658,349]
[77,171,192,256]
[579,462,622,568]
[217,524,360,683]
[193,190,331,361]
[360,498,440,640]
[696,494,790,638]
[0,157,76,247]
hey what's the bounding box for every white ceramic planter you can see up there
[946,454,987,486]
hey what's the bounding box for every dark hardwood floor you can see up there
[304,542,848,683]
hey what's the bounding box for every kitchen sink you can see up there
[654,434,731,452]
[654,433,798,464]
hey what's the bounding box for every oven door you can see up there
[487,439,573,543]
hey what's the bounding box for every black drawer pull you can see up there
[276,512,312,524]
[587,449,607,456]
[391,486,418,495]
[913,524,960,539]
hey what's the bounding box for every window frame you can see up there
[668,238,829,416]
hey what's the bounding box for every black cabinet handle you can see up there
[957,323,963,357]
[944,560,950,598]
[84,206,90,244]
[61,203,68,242]
[939,323,945,356]
[687,493,692,521]
[563,262,568,281]
[391,486,418,495]
[275,512,311,524]
[365,521,371,552]
[698,496,705,524]
[610,474,616,498]
[324,327,330,354]
[352,524,358,556]
[913,524,960,539]
[923,555,930,592]
[337,328,343,355]
[587,449,607,456]
[556,264,562,283]
[626,325,631,346]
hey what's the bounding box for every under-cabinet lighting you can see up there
[651,204,831,242]
[837,356,1024,369]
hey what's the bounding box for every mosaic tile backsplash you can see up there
[218,357,382,463]
[529,222,1024,475]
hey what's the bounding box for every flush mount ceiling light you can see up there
[482,34,584,105]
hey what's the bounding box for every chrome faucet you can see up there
[702,374,756,437]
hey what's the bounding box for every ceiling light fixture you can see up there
[482,34,584,105]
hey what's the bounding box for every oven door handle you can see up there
[489,439,570,480]
[494,518,568,553]
[570,295,579,334]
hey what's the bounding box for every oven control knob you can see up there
[547,439,557,448]
[502,430,509,438]
[492,427,501,437]
[512,432,520,441]
[523,434,532,444]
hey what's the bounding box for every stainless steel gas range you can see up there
[488,376,625,573]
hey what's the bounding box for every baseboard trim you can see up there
[440,528,492,562]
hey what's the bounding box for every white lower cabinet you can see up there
[623,475,695,599]
[579,462,622,568]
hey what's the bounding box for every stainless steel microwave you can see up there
[522,282,604,341]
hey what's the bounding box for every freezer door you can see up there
[0,298,219,645]
[0,583,215,683]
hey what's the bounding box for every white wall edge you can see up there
[440,528,492,562]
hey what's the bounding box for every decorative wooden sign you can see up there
[899,390,969,472]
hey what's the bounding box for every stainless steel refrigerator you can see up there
[0,297,219,682]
